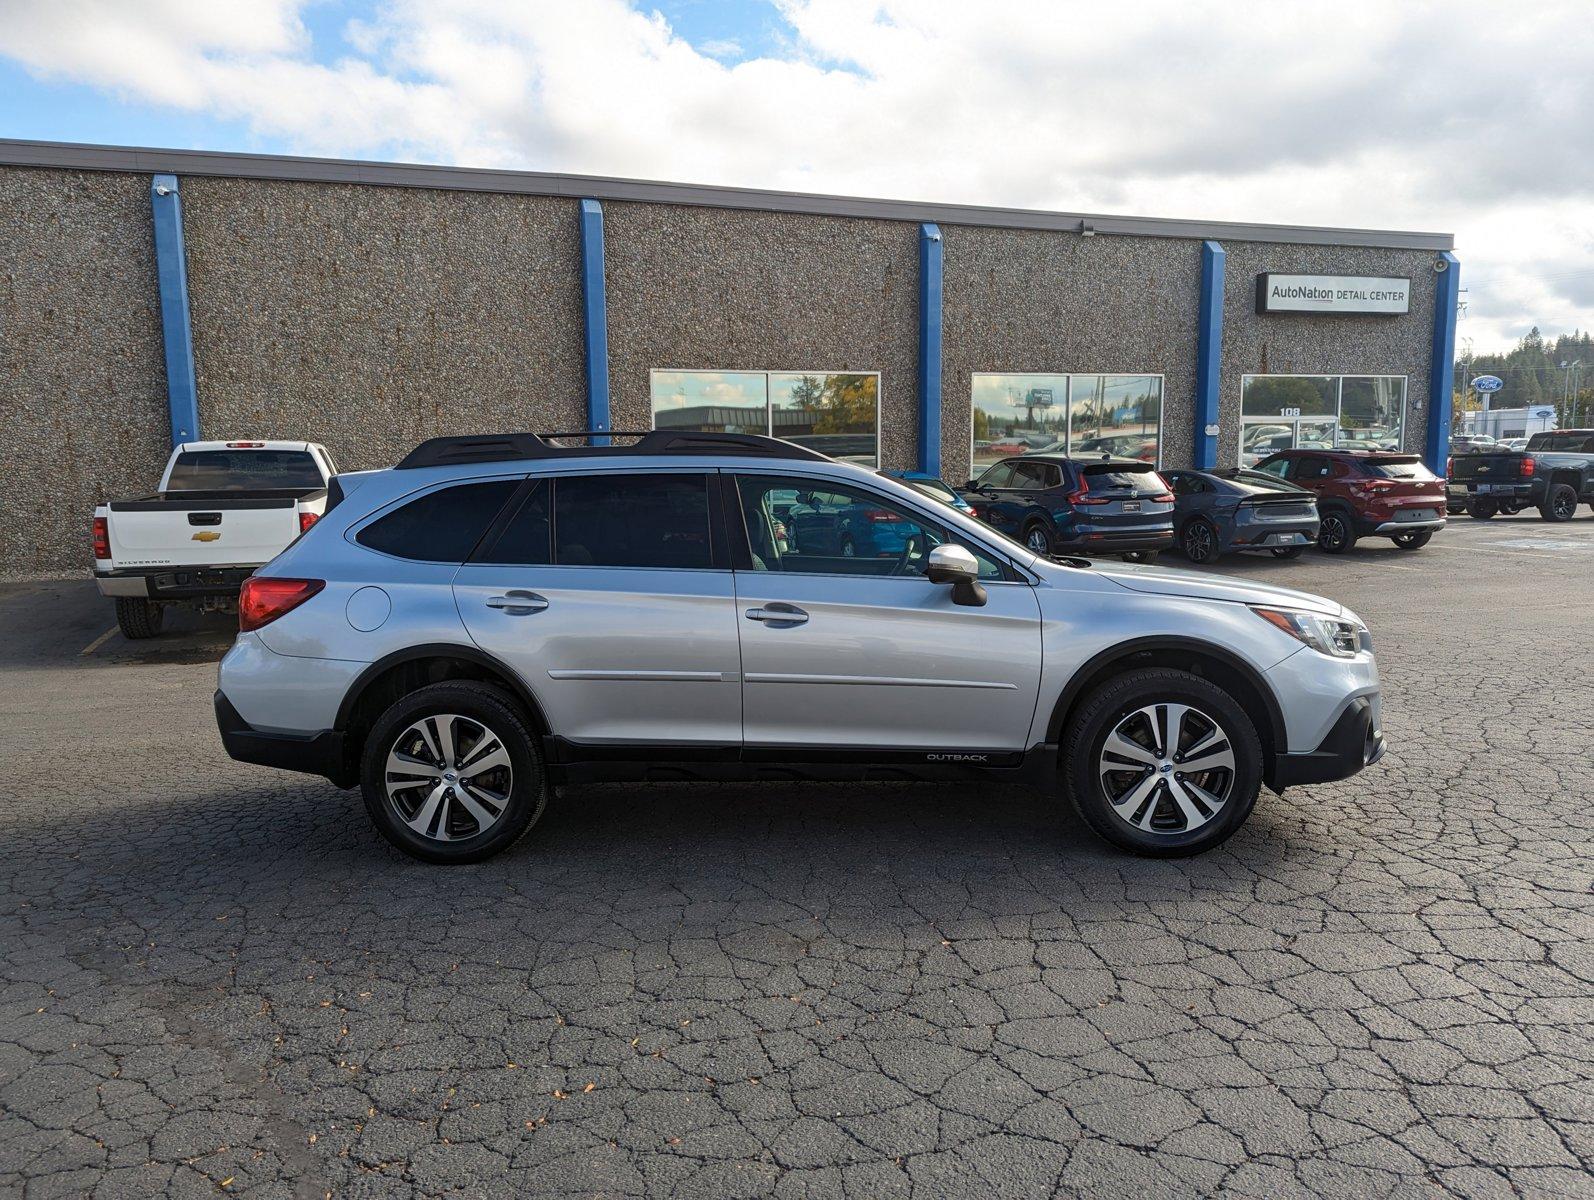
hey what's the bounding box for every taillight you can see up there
[862,508,899,523]
[1521,456,1536,476]
[92,516,110,559]
[1148,492,1175,503]
[238,577,324,632]
[1446,456,1453,476]
[298,511,319,534]
[1067,481,1109,506]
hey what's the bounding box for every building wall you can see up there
[604,203,920,469]
[0,168,171,575]
[1218,242,1442,462]
[941,228,1201,483]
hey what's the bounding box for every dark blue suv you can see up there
[959,456,1175,561]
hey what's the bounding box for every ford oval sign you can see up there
[1472,375,1504,392]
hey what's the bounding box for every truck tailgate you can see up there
[1449,453,1522,482]
[107,497,299,568]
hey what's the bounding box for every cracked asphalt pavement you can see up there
[2,513,1592,1198]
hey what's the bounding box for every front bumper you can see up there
[215,691,353,787]
[95,565,260,600]
[1269,696,1385,789]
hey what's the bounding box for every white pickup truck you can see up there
[93,440,337,638]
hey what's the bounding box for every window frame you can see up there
[649,368,883,466]
[970,372,1166,471]
[1238,373,1408,465]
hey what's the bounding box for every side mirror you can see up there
[925,544,987,607]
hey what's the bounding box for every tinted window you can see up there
[554,474,712,569]
[1294,456,1336,481]
[477,480,551,564]
[976,463,1016,489]
[1009,460,1057,490]
[1527,432,1594,452]
[358,480,520,562]
[1365,459,1439,481]
[167,450,323,491]
[1081,464,1168,495]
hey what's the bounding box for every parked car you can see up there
[93,440,335,638]
[1075,434,1158,462]
[1448,429,1594,521]
[959,455,1174,562]
[1162,468,1320,565]
[215,430,1385,863]
[881,470,974,514]
[1253,449,1446,553]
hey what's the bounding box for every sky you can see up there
[2,0,1591,355]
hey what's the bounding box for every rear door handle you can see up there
[745,603,808,627]
[486,591,548,614]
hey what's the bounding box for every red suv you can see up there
[1252,450,1447,553]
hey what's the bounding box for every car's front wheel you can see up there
[360,682,547,863]
[1062,668,1262,857]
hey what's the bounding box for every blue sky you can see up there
[3,0,1592,353]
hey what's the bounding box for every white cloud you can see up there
[3,0,1592,350]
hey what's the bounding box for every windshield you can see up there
[1364,458,1438,481]
[166,450,323,491]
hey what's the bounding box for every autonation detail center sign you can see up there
[1255,273,1411,315]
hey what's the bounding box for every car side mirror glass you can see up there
[925,544,987,607]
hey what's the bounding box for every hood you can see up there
[1081,560,1343,615]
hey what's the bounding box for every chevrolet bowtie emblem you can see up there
[191,530,221,542]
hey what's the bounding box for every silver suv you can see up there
[216,432,1384,863]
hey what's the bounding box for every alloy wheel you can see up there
[1320,515,1347,550]
[1025,526,1050,554]
[1553,489,1576,519]
[1097,703,1236,834]
[384,713,513,842]
[1185,522,1214,563]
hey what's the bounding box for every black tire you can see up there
[1316,510,1357,554]
[114,597,164,639]
[360,681,547,864]
[1022,521,1051,556]
[1391,529,1433,550]
[1121,550,1160,564]
[1499,503,1522,515]
[1468,498,1498,519]
[1061,668,1263,858]
[1180,518,1220,565]
[1540,483,1578,522]
[1270,545,1305,559]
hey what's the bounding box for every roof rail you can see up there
[395,429,832,470]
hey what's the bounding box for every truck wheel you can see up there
[1316,510,1357,554]
[1062,668,1262,858]
[1391,530,1433,550]
[1540,483,1578,522]
[114,597,164,640]
[1467,498,1497,519]
[1180,518,1219,565]
[360,681,547,864]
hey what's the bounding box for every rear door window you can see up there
[357,480,521,562]
[552,473,713,569]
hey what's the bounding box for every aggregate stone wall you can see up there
[1219,242,1442,462]
[603,203,921,470]
[941,228,1202,484]
[180,178,587,474]
[0,168,171,576]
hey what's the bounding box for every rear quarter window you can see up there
[357,480,521,562]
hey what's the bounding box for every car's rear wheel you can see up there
[1391,529,1433,550]
[1022,522,1051,555]
[1180,518,1219,565]
[1062,668,1262,857]
[1541,483,1578,522]
[114,597,164,640]
[1120,550,1160,564]
[1468,498,1498,519]
[360,682,546,863]
[1317,510,1357,553]
[1270,545,1304,559]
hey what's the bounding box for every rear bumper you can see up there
[215,690,353,787]
[96,565,260,600]
[1058,529,1175,554]
[1269,697,1385,790]
[1371,517,1446,535]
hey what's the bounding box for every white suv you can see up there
[216,432,1384,863]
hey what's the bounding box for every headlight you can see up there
[1251,606,1367,658]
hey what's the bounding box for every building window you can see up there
[971,374,1162,471]
[651,370,880,465]
[1239,375,1406,466]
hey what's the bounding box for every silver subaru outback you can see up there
[215,431,1384,864]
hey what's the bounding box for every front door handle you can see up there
[486,590,548,614]
[745,603,808,627]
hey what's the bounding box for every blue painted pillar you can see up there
[917,223,944,475]
[578,199,611,444]
[150,175,200,445]
[1425,252,1460,472]
[1193,240,1225,469]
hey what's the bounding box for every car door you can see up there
[728,472,1043,755]
[453,471,744,749]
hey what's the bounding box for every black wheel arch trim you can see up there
[1043,636,1288,768]
[333,642,552,737]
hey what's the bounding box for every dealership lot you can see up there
[2,515,1591,1199]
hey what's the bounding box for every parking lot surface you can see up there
[2,513,1592,1199]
